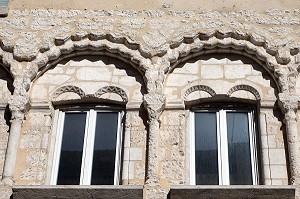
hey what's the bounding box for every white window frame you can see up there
[50,109,124,185]
[190,108,259,185]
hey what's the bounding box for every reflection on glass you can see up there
[195,112,219,185]
[227,112,252,185]
[57,113,86,185]
[91,112,118,185]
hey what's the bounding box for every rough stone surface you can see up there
[12,186,143,199]
[169,186,296,199]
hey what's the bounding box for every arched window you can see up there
[190,104,259,185]
[50,107,124,185]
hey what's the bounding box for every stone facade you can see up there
[0,0,300,199]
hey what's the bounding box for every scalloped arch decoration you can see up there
[183,85,216,100]
[30,35,152,76]
[227,84,261,100]
[51,85,86,100]
[165,36,286,92]
[94,86,128,103]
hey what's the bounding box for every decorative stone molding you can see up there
[51,85,86,100]
[183,85,216,100]
[165,37,289,93]
[145,68,165,94]
[227,84,261,100]
[94,86,128,103]
[278,93,300,185]
[52,85,129,103]
[143,94,166,123]
[32,37,152,76]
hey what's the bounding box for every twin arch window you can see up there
[50,106,259,185]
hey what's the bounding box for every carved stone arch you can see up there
[27,34,152,81]
[94,86,128,103]
[51,85,86,101]
[163,32,289,92]
[227,84,261,100]
[183,85,216,100]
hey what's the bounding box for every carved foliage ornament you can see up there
[227,84,261,100]
[51,85,128,103]
[183,85,216,100]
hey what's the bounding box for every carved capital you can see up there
[8,76,31,121]
[145,68,165,94]
[278,93,299,123]
[143,94,166,123]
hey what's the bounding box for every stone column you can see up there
[143,66,166,199]
[278,93,300,185]
[2,77,30,186]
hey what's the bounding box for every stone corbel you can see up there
[278,93,300,185]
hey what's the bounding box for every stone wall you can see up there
[0,2,300,199]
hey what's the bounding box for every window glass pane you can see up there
[227,112,253,185]
[91,112,119,185]
[195,112,219,185]
[57,112,86,185]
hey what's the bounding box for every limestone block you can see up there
[66,68,75,75]
[161,160,184,184]
[30,85,48,100]
[224,65,252,79]
[201,57,227,64]
[166,74,198,87]
[269,149,287,165]
[0,150,5,164]
[201,65,223,79]
[118,76,139,87]
[47,65,64,74]
[246,76,271,87]
[76,67,111,81]
[55,92,81,101]
[36,74,71,85]
[270,165,288,179]
[20,167,45,181]
[186,90,213,101]
[230,90,256,100]
[67,59,106,67]
[25,150,47,167]
[130,130,147,147]
[19,134,42,149]
[129,148,143,161]
[173,62,199,74]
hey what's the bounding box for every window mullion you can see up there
[50,111,65,185]
[113,111,123,185]
[248,111,258,185]
[216,111,222,185]
[219,110,230,185]
[190,112,196,185]
[80,110,96,185]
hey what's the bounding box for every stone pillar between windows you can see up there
[2,76,30,186]
[278,93,300,185]
[143,66,167,199]
[143,93,166,199]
